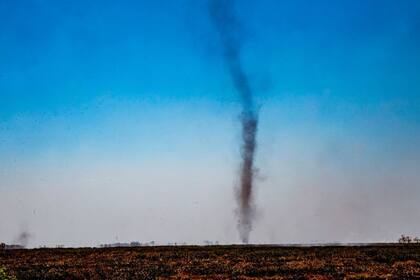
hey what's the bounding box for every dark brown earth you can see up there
[1,245,420,279]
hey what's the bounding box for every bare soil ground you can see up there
[1,245,420,279]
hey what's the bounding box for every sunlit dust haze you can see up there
[1,0,420,247]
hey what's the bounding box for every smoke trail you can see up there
[209,0,258,243]
[14,230,31,248]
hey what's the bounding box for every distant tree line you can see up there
[398,235,420,244]
[99,241,154,248]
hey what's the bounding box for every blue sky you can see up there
[1,0,420,246]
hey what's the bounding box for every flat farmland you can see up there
[1,245,420,279]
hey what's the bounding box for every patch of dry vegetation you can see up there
[1,245,420,279]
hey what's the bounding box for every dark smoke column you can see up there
[209,0,258,243]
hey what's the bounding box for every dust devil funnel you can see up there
[209,0,258,244]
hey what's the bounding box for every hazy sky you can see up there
[1,0,420,247]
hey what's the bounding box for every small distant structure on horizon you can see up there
[0,243,25,250]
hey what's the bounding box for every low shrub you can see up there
[0,267,17,280]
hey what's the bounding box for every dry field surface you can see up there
[1,245,420,279]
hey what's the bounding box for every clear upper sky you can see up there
[1,1,420,246]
